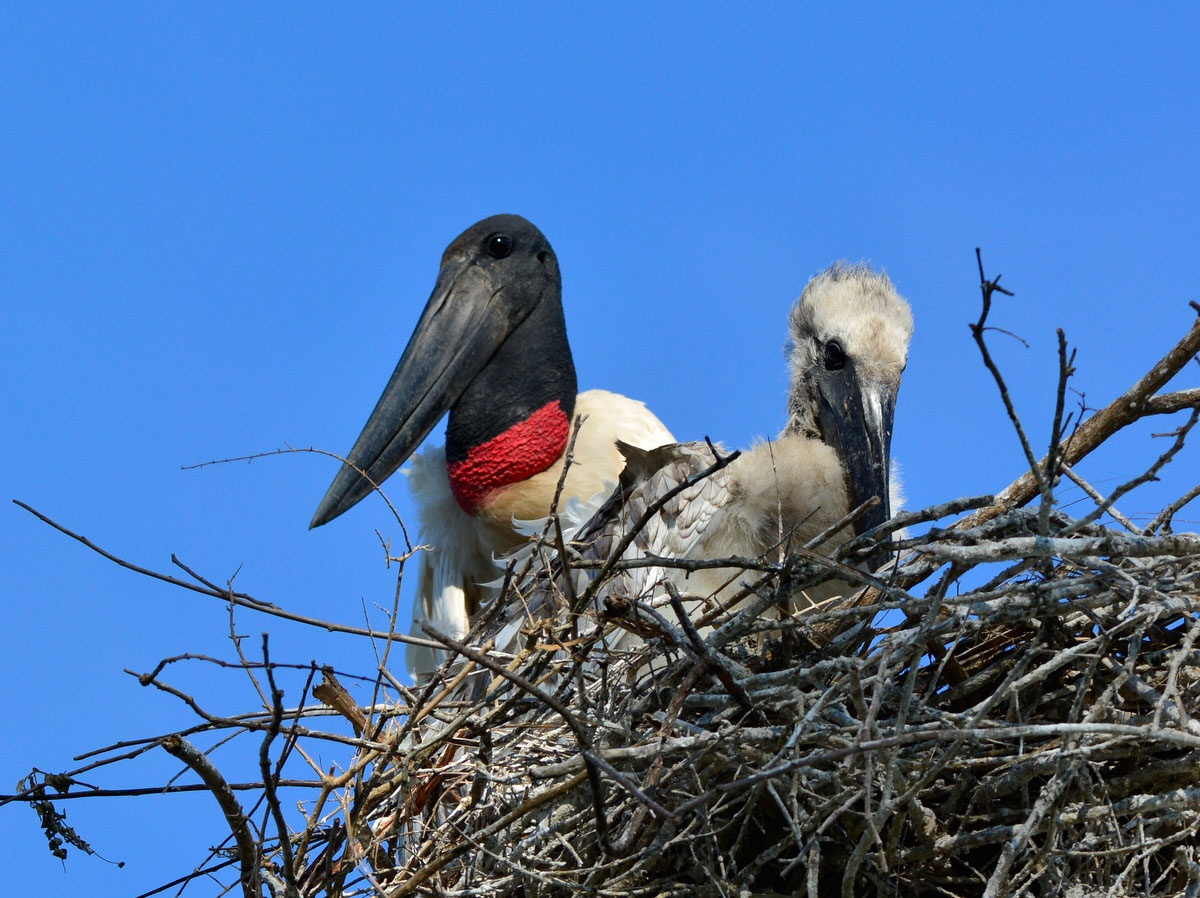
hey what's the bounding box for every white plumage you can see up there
[479,264,913,661]
[405,389,673,677]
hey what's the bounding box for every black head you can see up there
[310,214,569,528]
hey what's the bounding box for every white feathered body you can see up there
[405,389,674,676]
[486,265,913,662]
[486,436,864,663]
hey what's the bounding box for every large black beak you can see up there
[310,259,528,529]
[814,369,897,569]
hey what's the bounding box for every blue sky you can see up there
[3,5,1198,894]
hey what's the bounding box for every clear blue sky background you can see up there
[3,5,1198,894]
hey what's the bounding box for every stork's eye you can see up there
[485,233,513,259]
[823,340,846,371]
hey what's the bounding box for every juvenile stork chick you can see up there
[493,263,913,650]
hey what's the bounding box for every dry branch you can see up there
[966,306,1200,529]
[161,734,260,898]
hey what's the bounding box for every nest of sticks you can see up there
[10,270,1200,898]
[384,504,1200,898]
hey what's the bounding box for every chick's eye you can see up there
[485,233,513,259]
[823,341,846,371]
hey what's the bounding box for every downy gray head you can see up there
[784,263,913,535]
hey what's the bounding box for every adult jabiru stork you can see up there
[489,263,912,655]
[309,214,673,676]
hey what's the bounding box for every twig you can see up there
[183,445,413,549]
[962,305,1200,530]
[1148,479,1200,535]
[1041,329,1078,536]
[1060,462,1141,533]
[1063,407,1200,535]
[160,735,259,898]
[0,779,327,803]
[1142,386,1200,417]
[421,623,676,849]
[665,583,762,720]
[313,668,370,736]
[11,500,445,649]
[259,636,299,898]
[970,250,1047,501]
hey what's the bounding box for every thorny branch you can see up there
[11,499,445,654]
[182,445,416,552]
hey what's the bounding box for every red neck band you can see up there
[446,400,571,514]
